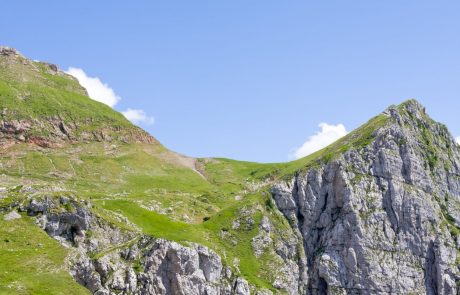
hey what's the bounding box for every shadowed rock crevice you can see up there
[424,240,438,295]
[317,277,328,294]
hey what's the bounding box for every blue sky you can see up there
[1,1,460,162]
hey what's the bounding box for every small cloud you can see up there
[291,123,348,159]
[122,108,154,125]
[66,67,121,107]
[456,137,460,144]
[67,67,155,127]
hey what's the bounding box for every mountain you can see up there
[0,48,459,295]
[0,47,154,146]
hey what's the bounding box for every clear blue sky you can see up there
[1,1,460,162]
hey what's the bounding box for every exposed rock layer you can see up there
[24,196,252,295]
[272,101,460,294]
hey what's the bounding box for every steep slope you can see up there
[0,47,154,146]
[272,100,460,294]
[1,48,460,295]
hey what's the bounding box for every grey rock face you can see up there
[0,47,22,57]
[271,101,460,294]
[25,196,247,295]
[135,239,231,295]
[233,278,250,295]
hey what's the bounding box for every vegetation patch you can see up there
[0,214,89,295]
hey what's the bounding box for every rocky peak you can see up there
[271,99,460,294]
[396,98,426,113]
[0,46,64,76]
[383,99,427,124]
[0,46,22,57]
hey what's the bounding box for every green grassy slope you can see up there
[0,118,390,289]
[0,48,393,290]
[202,112,387,184]
[0,214,89,295]
[0,51,149,142]
[0,110,389,289]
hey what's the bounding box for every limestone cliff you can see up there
[272,100,460,294]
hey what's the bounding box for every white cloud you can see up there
[456,137,460,144]
[67,67,155,126]
[122,108,155,125]
[291,123,348,159]
[66,67,121,107]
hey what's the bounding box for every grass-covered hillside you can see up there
[0,212,90,295]
[0,47,394,292]
[0,47,152,145]
[0,116,390,291]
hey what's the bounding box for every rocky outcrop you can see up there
[0,46,23,57]
[0,116,157,147]
[271,100,460,294]
[70,237,240,295]
[23,196,250,295]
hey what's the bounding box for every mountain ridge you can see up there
[0,46,156,147]
[1,47,460,294]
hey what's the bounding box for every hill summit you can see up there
[1,48,460,295]
[0,47,155,147]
